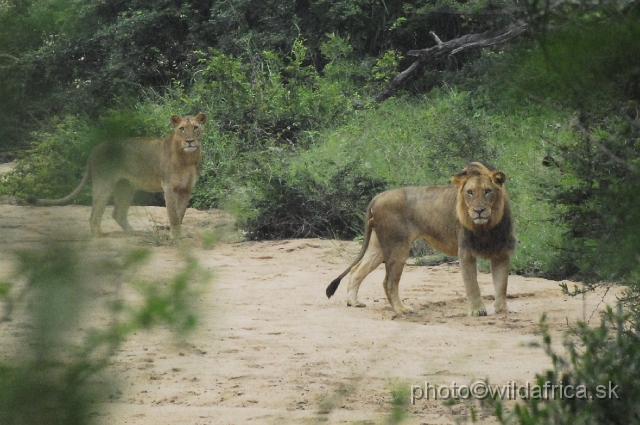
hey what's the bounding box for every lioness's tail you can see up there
[326,205,375,298]
[27,165,91,206]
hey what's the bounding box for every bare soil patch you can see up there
[0,204,620,424]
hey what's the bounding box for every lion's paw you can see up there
[347,300,367,308]
[494,301,516,314]
[396,305,416,314]
[496,308,518,314]
[468,309,488,317]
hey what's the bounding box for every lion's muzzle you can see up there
[471,207,490,224]
[183,140,198,153]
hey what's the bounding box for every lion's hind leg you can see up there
[112,180,136,232]
[90,180,114,237]
[382,245,415,314]
[347,229,384,308]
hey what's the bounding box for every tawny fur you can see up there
[30,114,207,239]
[326,162,516,316]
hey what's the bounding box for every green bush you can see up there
[509,2,640,282]
[238,160,388,240]
[545,115,640,282]
[190,126,246,210]
[182,43,355,148]
[297,91,497,186]
[1,116,92,201]
[493,307,640,424]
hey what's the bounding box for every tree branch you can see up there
[621,107,640,131]
[540,135,590,167]
[571,119,638,174]
[374,61,424,103]
[375,22,528,103]
[429,31,444,47]
[0,53,19,61]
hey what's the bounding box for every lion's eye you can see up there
[467,189,473,195]
[485,188,492,195]
[194,126,199,130]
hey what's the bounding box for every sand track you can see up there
[0,204,620,424]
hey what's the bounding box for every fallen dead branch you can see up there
[375,22,528,102]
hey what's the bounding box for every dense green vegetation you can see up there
[1,0,640,421]
[1,0,638,277]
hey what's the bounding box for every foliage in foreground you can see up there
[491,305,640,424]
[0,240,209,424]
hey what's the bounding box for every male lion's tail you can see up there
[27,165,91,206]
[326,205,375,298]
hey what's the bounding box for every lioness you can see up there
[326,162,516,316]
[30,114,207,239]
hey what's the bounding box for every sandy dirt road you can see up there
[0,203,620,424]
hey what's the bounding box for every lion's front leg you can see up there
[459,251,487,316]
[163,184,183,240]
[491,256,511,314]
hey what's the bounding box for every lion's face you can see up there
[452,162,506,229]
[461,175,501,225]
[170,114,208,154]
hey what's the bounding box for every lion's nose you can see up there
[474,207,486,215]
[186,139,194,145]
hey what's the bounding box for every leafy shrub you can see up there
[299,91,498,187]
[521,4,640,281]
[545,115,640,282]
[183,43,354,149]
[190,126,244,210]
[239,161,389,240]
[1,116,92,201]
[493,306,640,424]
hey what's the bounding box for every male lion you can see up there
[326,162,516,316]
[29,114,207,239]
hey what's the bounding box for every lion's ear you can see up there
[451,170,468,186]
[170,115,182,128]
[492,171,507,186]
[195,113,208,125]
